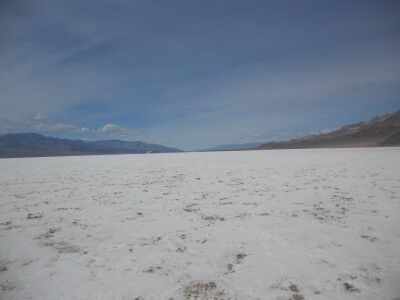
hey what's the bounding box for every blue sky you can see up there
[0,0,399,150]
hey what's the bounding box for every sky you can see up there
[0,0,399,150]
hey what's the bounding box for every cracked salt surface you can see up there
[0,148,399,299]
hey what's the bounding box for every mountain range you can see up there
[204,142,263,151]
[258,109,400,150]
[1,109,399,158]
[0,133,181,158]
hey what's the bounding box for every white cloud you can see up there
[100,124,124,134]
[100,123,142,139]
[33,113,47,121]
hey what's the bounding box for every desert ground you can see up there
[0,148,399,300]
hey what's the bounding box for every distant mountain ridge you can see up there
[205,142,263,151]
[258,110,400,150]
[0,133,182,158]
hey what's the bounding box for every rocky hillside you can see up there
[258,110,400,150]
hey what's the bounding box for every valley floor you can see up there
[0,148,399,299]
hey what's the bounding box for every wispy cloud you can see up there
[0,114,91,134]
[0,113,153,143]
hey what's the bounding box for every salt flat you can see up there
[0,148,399,300]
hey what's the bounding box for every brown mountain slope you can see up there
[258,110,400,150]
